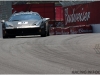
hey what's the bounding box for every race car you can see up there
[1,11,50,38]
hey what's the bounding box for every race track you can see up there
[0,33,100,74]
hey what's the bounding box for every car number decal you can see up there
[18,22,28,24]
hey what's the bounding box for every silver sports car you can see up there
[1,11,50,38]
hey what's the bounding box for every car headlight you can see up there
[5,22,13,27]
[32,22,41,26]
[32,23,36,26]
[6,24,13,27]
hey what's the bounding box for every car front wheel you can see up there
[9,35,16,38]
[41,30,47,37]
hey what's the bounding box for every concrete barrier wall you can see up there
[91,24,100,33]
[0,23,2,38]
[50,25,92,35]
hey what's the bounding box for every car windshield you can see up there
[9,13,41,21]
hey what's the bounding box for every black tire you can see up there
[47,29,50,36]
[41,23,47,37]
[2,24,16,39]
[41,30,47,37]
[3,35,8,39]
[2,23,8,39]
[9,35,16,38]
[2,30,8,39]
[47,25,50,36]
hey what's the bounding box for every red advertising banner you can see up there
[75,4,89,25]
[12,3,55,21]
[63,1,100,27]
[88,1,100,24]
[12,4,28,13]
[50,27,56,35]
[62,27,70,34]
[55,6,63,21]
[49,25,92,35]
[55,27,63,35]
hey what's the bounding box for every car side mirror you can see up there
[1,20,5,23]
[43,18,50,21]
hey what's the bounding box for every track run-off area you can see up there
[0,33,100,74]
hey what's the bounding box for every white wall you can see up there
[91,24,100,33]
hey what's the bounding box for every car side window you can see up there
[34,13,42,20]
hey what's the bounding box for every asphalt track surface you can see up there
[0,33,100,74]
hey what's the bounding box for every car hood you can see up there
[5,20,40,27]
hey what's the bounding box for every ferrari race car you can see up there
[1,11,50,38]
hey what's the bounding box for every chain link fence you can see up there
[0,1,12,20]
[59,1,94,7]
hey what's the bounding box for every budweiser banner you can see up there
[64,1,100,26]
